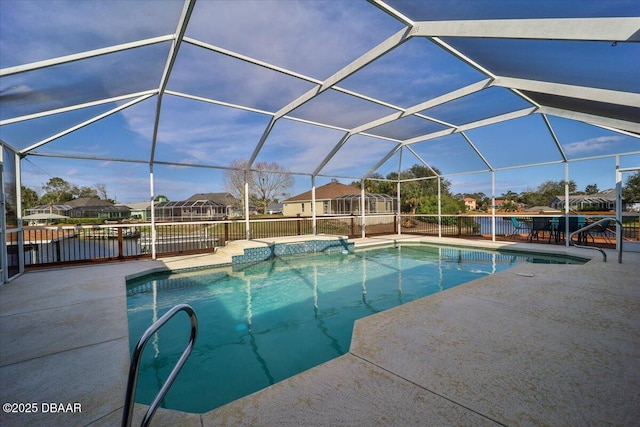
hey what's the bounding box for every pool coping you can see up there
[1,235,638,426]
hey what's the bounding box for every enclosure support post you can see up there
[149,164,157,260]
[15,155,24,274]
[564,162,570,247]
[491,171,495,242]
[311,175,317,235]
[361,179,366,238]
[438,176,442,238]
[396,180,401,236]
[615,156,622,258]
[244,170,250,240]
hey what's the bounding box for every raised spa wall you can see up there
[231,238,354,264]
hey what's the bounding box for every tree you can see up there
[94,183,110,201]
[223,159,294,214]
[38,178,111,205]
[21,186,40,211]
[253,162,294,214]
[350,164,453,214]
[622,172,640,203]
[520,180,577,207]
[585,184,599,194]
[351,173,395,195]
[398,165,448,214]
[40,177,75,204]
[501,190,520,202]
[76,186,99,199]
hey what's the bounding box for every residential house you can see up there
[29,198,131,220]
[25,204,72,217]
[185,193,250,217]
[283,182,396,217]
[524,206,562,214]
[152,192,259,221]
[550,188,622,211]
[266,203,283,215]
[123,201,152,221]
[154,198,226,222]
[463,197,477,211]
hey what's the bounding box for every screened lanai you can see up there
[0,0,639,282]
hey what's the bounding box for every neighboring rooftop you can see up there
[284,182,361,202]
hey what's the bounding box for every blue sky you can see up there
[1,0,639,203]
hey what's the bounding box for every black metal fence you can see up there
[13,213,639,268]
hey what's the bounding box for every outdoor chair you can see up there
[586,219,613,244]
[554,217,585,244]
[509,216,531,237]
[529,217,552,243]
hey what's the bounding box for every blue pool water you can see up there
[126,245,582,413]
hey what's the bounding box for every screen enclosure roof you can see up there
[1,0,639,185]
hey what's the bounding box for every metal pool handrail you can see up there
[568,217,623,263]
[122,303,198,427]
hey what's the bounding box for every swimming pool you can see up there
[126,245,583,413]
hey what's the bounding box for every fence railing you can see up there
[11,213,639,268]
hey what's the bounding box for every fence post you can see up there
[54,239,61,263]
[224,222,229,243]
[117,227,124,259]
[457,214,462,237]
[351,217,355,238]
[297,219,301,236]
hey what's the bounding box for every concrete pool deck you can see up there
[1,235,638,426]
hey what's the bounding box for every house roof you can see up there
[66,198,117,208]
[554,188,620,202]
[123,202,151,211]
[186,193,237,205]
[524,206,562,213]
[284,182,361,202]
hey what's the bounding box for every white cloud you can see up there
[563,135,624,156]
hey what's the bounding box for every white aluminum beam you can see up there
[368,0,415,27]
[404,145,439,176]
[149,0,196,164]
[274,27,413,120]
[350,78,492,135]
[247,22,412,171]
[537,106,640,134]
[0,35,174,77]
[165,90,273,116]
[26,151,150,164]
[0,90,158,126]
[364,143,403,178]
[185,37,407,113]
[591,124,640,140]
[20,93,156,155]
[460,132,494,171]
[541,114,568,162]
[411,17,640,42]
[455,106,538,132]
[313,133,352,176]
[183,37,323,85]
[403,107,537,145]
[492,77,640,108]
